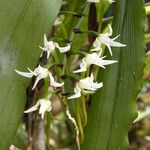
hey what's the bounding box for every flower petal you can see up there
[91,24,126,55]
[49,73,64,87]
[84,86,97,91]
[87,0,99,3]
[39,99,52,119]
[102,35,126,50]
[78,77,94,90]
[55,43,71,53]
[54,17,62,26]
[100,59,118,65]
[44,34,48,46]
[96,56,118,67]
[15,70,33,78]
[51,81,64,87]
[27,68,37,76]
[104,42,113,56]
[85,53,98,66]
[32,74,43,90]
[92,82,103,89]
[68,85,81,99]
[79,73,103,91]
[24,100,40,113]
[39,45,47,51]
[73,68,86,73]
[47,51,51,59]
[90,73,94,81]
[108,0,115,3]
[112,34,120,41]
[91,47,101,52]
[91,38,101,51]
[67,92,81,99]
[73,59,87,73]
[40,51,43,57]
[107,39,126,48]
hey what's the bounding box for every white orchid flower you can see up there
[54,17,62,26]
[15,65,64,90]
[108,0,115,3]
[68,73,103,99]
[74,52,117,73]
[67,84,81,99]
[24,99,52,119]
[39,34,70,58]
[91,24,126,56]
[87,0,114,3]
[73,58,87,73]
[87,0,99,3]
[9,145,15,150]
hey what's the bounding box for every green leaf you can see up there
[81,0,145,149]
[13,127,29,150]
[0,0,61,149]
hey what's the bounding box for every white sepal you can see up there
[97,56,118,68]
[49,73,64,87]
[85,53,118,68]
[39,99,52,119]
[16,65,63,90]
[68,73,103,99]
[40,34,70,58]
[73,52,117,73]
[91,25,126,56]
[87,0,99,3]
[67,84,81,99]
[39,34,56,58]
[24,99,52,119]
[108,0,115,3]
[24,100,40,113]
[78,73,103,91]
[15,70,33,78]
[31,65,49,90]
[54,17,62,26]
[73,58,87,73]
[55,43,71,53]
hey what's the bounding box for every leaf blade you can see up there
[81,0,145,149]
[0,0,61,148]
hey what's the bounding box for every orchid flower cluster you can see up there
[15,21,125,119]
[15,34,70,119]
[68,25,126,99]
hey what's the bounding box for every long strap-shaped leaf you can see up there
[81,0,145,149]
[0,0,61,149]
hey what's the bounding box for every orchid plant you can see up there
[0,0,145,149]
[14,0,126,147]
[16,26,125,117]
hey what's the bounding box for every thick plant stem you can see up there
[33,120,46,150]
[62,98,80,150]
[69,3,90,43]
[46,113,51,149]
[80,97,87,127]
[75,100,84,143]
[63,3,89,146]
[65,3,89,73]
[43,78,52,148]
